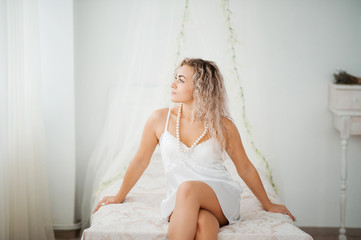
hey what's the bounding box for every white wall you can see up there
[38,0,77,229]
[73,0,361,228]
[233,0,361,227]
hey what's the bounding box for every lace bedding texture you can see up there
[82,152,312,240]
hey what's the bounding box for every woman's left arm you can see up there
[224,118,296,221]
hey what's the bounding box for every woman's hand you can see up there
[264,203,296,222]
[93,195,123,214]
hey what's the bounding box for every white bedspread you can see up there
[82,153,312,240]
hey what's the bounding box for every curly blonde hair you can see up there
[177,58,231,151]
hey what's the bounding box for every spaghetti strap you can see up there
[164,108,171,132]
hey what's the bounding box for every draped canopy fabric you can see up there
[0,0,55,239]
[81,0,274,229]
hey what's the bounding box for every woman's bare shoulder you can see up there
[149,106,178,121]
[222,116,237,132]
[147,107,173,128]
[221,116,241,143]
[147,107,173,138]
[149,107,169,121]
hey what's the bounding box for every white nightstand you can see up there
[328,82,361,240]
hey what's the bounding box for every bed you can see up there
[81,151,313,240]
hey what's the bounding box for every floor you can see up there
[54,227,361,240]
[300,227,361,240]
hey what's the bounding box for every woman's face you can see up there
[170,64,194,104]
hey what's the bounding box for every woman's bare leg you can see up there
[167,181,228,240]
[195,209,220,240]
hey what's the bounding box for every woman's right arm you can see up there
[93,109,162,213]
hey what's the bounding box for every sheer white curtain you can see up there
[81,0,273,230]
[80,0,185,229]
[0,0,55,239]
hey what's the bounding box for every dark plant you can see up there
[333,70,361,85]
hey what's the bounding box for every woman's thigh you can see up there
[169,180,229,227]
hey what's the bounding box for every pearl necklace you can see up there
[176,103,208,153]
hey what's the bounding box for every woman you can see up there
[93,58,295,240]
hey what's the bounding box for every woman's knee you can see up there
[176,181,198,200]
